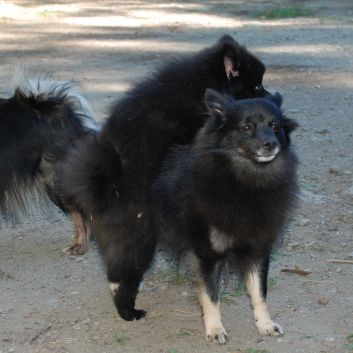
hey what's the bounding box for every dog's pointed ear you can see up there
[204,88,228,132]
[217,35,240,80]
[271,92,283,107]
[283,117,299,134]
[224,53,240,80]
[215,35,241,80]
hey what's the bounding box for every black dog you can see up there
[150,89,298,344]
[0,69,99,254]
[58,35,282,322]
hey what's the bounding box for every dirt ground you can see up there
[1,1,353,352]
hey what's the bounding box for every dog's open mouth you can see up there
[255,146,280,163]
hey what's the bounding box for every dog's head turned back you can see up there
[207,35,273,101]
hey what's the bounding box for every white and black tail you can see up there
[0,67,100,218]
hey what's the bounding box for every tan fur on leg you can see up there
[245,269,283,336]
[199,280,228,345]
[62,211,89,255]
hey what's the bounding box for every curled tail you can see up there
[0,68,99,218]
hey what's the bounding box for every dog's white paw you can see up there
[206,326,229,345]
[256,319,283,336]
[109,282,119,295]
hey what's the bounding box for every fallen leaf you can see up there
[281,265,311,276]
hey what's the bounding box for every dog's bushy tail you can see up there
[0,67,99,219]
[57,134,123,217]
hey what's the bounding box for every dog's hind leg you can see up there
[197,260,228,345]
[106,235,157,321]
[245,258,284,336]
[62,210,89,255]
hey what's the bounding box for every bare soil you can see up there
[0,1,353,352]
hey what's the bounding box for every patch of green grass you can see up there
[271,248,293,261]
[183,8,198,13]
[220,291,237,304]
[228,280,246,297]
[268,277,277,288]
[36,9,49,16]
[213,3,238,11]
[221,279,245,303]
[36,9,66,17]
[114,333,130,346]
[158,268,192,286]
[252,7,313,19]
[168,349,179,353]
[270,248,279,261]
[347,333,353,350]
[244,349,273,353]
[300,183,317,189]
[166,330,191,340]
[168,25,182,33]
[278,250,294,257]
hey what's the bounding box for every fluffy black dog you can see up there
[150,89,298,344]
[0,69,99,254]
[59,35,282,322]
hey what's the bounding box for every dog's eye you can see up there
[272,123,280,132]
[254,84,263,92]
[242,125,252,131]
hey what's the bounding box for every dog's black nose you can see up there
[263,140,277,151]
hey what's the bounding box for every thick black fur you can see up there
[151,89,298,284]
[0,72,99,219]
[103,34,276,187]
[58,35,281,321]
[150,89,298,340]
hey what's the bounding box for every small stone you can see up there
[315,129,329,134]
[181,291,188,296]
[291,86,297,91]
[340,242,347,247]
[159,286,167,291]
[298,218,310,226]
[336,267,342,273]
[75,256,85,262]
[329,167,339,174]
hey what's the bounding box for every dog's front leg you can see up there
[245,263,283,336]
[197,260,228,345]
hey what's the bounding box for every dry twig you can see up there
[30,326,52,344]
[327,259,353,264]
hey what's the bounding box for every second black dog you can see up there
[150,89,298,344]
